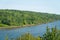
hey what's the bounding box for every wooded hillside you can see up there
[0,9,60,27]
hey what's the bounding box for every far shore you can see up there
[0,20,59,29]
[0,24,37,29]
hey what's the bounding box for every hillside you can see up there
[0,9,60,27]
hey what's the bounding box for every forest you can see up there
[0,9,60,27]
[5,27,60,40]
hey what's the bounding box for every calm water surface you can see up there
[0,21,60,40]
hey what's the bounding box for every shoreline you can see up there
[0,24,36,29]
[0,20,59,29]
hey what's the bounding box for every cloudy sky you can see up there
[0,0,60,14]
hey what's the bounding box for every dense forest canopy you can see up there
[0,9,60,27]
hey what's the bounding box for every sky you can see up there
[0,0,60,15]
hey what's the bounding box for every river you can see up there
[0,21,60,40]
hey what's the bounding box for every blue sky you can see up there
[0,0,60,14]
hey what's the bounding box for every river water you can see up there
[0,21,60,40]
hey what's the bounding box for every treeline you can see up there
[5,27,60,40]
[0,9,60,27]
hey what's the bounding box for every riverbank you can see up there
[0,20,59,29]
[0,22,45,29]
[0,24,36,29]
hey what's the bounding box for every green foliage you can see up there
[5,35,8,40]
[0,24,8,27]
[16,33,42,40]
[0,9,60,27]
[43,27,60,40]
[37,36,42,40]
